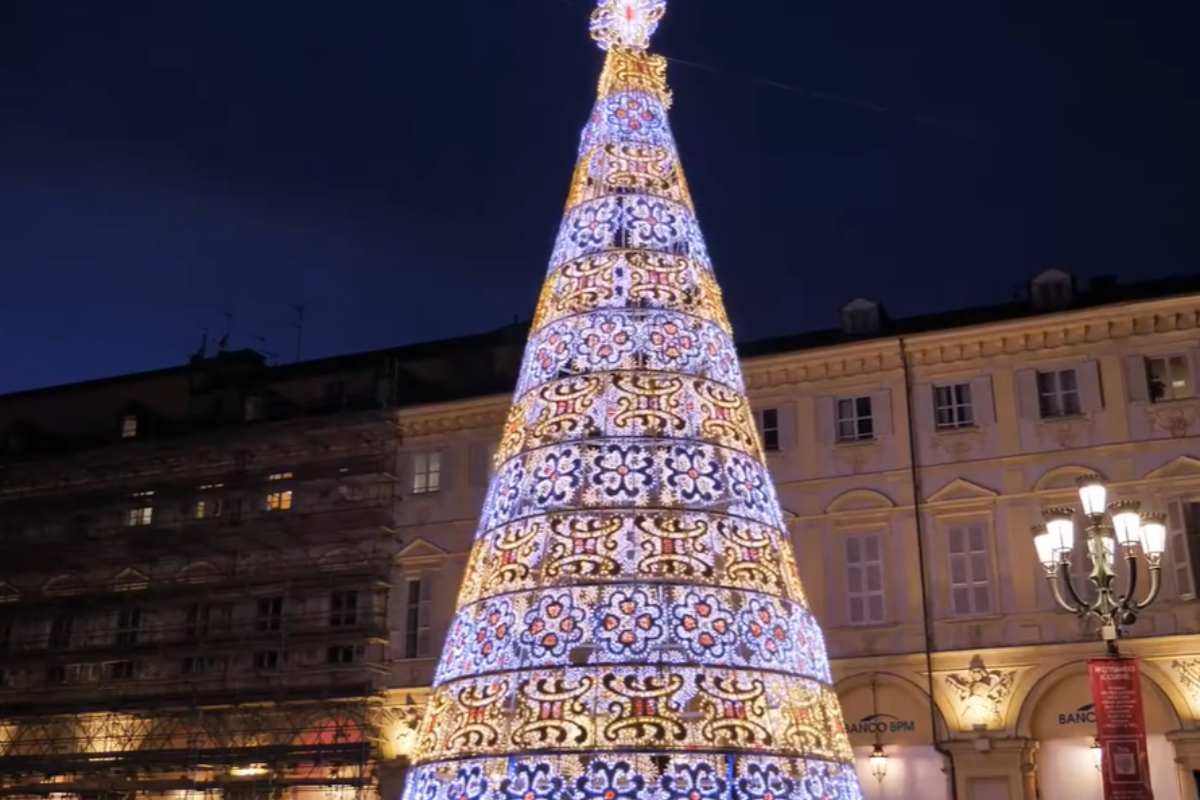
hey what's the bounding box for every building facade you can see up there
[4,275,1200,800]
[385,276,1200,800]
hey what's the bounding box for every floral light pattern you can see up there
[402,2,860,799]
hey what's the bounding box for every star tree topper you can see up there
[590,0,667,51]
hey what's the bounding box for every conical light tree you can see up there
[404,2,863,798]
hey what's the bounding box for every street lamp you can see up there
[1032,474,1167,654]
[869,742,889,784]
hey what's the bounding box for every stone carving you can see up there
[374,701,425,761]
[1147,406,1200,439]
[944,661,1016,729]
[931,430,981,462]
[1171,658,1200,700]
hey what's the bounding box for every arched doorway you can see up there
[838,673,952,800]
[1021,663,1184,800]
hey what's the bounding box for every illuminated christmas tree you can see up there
[403,2,863,798]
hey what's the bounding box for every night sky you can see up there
[2,1,1197,394]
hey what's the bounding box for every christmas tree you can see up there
[404,2,863,797]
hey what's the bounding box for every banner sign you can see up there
[1088,657,1154,800]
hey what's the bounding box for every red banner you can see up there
[1089,657,1154,800]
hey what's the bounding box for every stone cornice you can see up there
[395,394,509,439]
[391,294,1200,432]
[741,292,1200,388]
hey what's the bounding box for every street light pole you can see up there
[1032,475,1164,800]
[1032,474,1167,655]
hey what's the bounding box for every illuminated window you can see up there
[845,534,885,625]
[948,524,992,616]
[1037,369,1081,418]
[1146,356,1193,403]
[121,415,139,439]
[266,491,293,512]
[934,383,974,430]
[195,483,225,520]
[758,408,780,452]
[267,472,294,482]
[127,490,155,527]
[835,396,874,443]
[194,498,223,520]
[412,453,442,495]
[330,591,358,627]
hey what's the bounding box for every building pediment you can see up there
[1144,455,1200,482]
[927,478,998,504]
[1033,465,1105,493]
[396,537,449,560]
[825,489,896,514]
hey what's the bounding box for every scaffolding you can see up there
[0,411,403,800]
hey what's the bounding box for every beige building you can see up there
[4,272,1200,800]
[388,272,1200,800]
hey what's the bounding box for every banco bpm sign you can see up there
[847,713,918,736]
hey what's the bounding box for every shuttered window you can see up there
[403,578,433,659]
[948,524,992,616]
[845,534,885,625]
[1168,501,1198,598]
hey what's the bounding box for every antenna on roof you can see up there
[218,312,233,352]
[291,304,305,363]
[193,328,209,360]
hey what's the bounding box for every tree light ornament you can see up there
[590,0,667,51]
[401,2,862,797]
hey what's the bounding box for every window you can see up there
[186,603,231,640]
[412,453,442,495]
[845,534,885,625]
[115,608,142,646]
[255,597,284,633]
[1169,501,1200,598]
[127,490,155,527]
[948,524,992,615]
[327,645,356,665]
[934,384,974,430]
[194,497,223,520]
[836,397,874,443]
[330,591,358,627]
[107,660,135,680]
[265,491,293,512]
[759,409,780,452]
[267,472,294,482]
[1146,356,1193,403]
[48,614,73,650]
[58,663,101,684]
[182,656,211,675]
[403,578,432,659]
[121,415,139,439]
[1036,369,1081,418]
[252,650,280,671]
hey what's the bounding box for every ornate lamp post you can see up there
[1032,474,1168,655]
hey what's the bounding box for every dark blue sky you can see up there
[1,1,1197,394]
